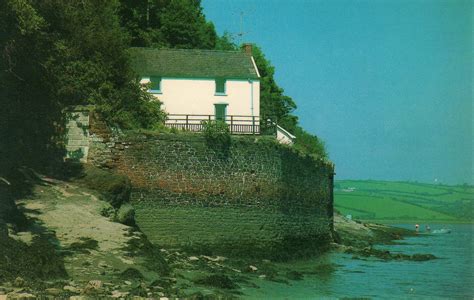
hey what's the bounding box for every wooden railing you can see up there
[164,114,276,135]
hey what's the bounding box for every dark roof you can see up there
[129,48,259,79]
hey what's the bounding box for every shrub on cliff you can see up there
[115,203,135,226]
[292,126,327,159]
[202,120,231,156]
[98,202,115,218]
[74,164,131,208]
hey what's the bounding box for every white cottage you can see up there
[130,46,295,143]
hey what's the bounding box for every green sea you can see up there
[242,224,473,299]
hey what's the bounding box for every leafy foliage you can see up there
[292,126,327,159]
[115,203,136,226]
[160,0,216,49]
[0,0,328,179]
[0,0,63,174]
[118,0,218,49]
[72,164,131,208]
[215,32,238,51]
[202,120,231,156]
[251,45,298,130]
[249,44,326,158]
[0,0,165,176]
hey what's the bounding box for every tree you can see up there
[118,0,167,47]
[0,0,165,177]
[159,0,216,49]
[215,32,238,51]
[248,44,326,158]
[118,0,218,49]
[250,45,298,130]
[292,127,327,159]
[0,0,59,174]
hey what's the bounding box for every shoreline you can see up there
[0,175,440,299]
[355,219,473,225]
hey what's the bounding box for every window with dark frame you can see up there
[215,78,226,94]
[149,76,162,92]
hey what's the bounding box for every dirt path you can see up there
[13,180,146,283]
[3,179,423,299]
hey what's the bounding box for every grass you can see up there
[334,180,474,223]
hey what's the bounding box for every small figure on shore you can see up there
[415,224,419,232]
[426,225,431,232]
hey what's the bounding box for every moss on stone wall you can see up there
[88,132,334,259]
[72,164,131,208]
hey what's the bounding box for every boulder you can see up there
[45,288,62,296]
[82,280,103,295]
[248,265,258,272]
[63,285,81,294]
[13,277,25,288]
[6,293,36,300]
[411,254,436,261]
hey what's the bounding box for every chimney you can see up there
[242,43,253,55]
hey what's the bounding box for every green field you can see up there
[334,180,474,223]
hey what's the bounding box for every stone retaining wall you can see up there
[67,108,335,259]
[65,106,93,162]
[93,132,334,258]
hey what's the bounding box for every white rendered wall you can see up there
[140,77,260,118]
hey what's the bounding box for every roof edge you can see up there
[138,75,260,80]
[250,56,261,78]
[129,47,245,54]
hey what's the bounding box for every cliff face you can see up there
[69,109,335,259]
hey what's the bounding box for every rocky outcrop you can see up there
[333,214,436,261]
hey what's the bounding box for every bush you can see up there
[98,202,115,218]
[292,126,327,159]
[115,204,135,226]
[201,120,231,156]
[73,164,131,208]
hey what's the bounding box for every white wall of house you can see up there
[140,77,260,119]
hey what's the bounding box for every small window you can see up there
[149,76,162,93]
[215,78,226,95]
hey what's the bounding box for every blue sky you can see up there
[202,0,472,185]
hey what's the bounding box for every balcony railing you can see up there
[164,114,276,135]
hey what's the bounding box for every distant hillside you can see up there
[334,180,474,223]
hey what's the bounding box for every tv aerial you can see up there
[230,9,254,45]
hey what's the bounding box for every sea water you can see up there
[243,224,473,299]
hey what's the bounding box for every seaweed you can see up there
[119,267,144,280]
[194,273,239,290]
